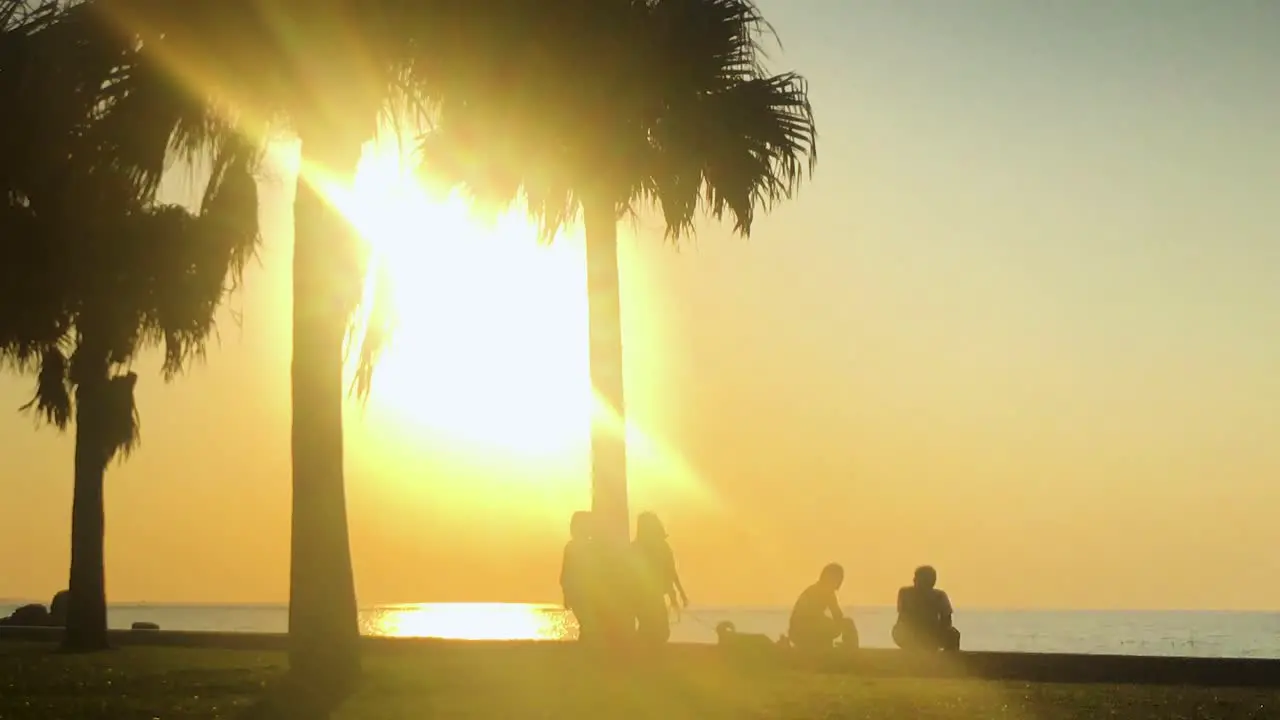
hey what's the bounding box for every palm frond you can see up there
[199,137,262,288]
[64,340,136,456]
[415,0,816,247]
[348,261,396,400]
[93,0,293,127]
[18,347,72,428]
[650,70,816,238]
[0,201,71,360]
[101,370,139,461]
[90,39,225,197]
[651,0,771,85]
[127,204,213,376]
[1,0,63,37]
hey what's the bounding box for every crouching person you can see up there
[786,563,859,651]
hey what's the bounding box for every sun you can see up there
[328,136,592,464]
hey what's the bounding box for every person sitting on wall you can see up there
[892,565,961,651]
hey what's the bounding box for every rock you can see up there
[0,603,50,627]
[0,590,73,627]
[48,590,69,626]
[131,621,159,631]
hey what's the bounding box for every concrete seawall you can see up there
[3,626,1279,687]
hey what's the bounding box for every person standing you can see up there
[560,511,600,642]
[631,512,688,645]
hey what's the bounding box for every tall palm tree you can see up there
[1,0,260,652]
[85,0,487,690]
[418,0,817,544]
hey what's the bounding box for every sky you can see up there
[2,0,1278,611]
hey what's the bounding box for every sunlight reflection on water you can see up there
[359,603,576,640]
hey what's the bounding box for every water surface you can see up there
[4,603,1278,657]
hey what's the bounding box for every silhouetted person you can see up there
[787,563,859,650]
[560,511,600,642]
[631,512,688,645]
[893,565,961,651]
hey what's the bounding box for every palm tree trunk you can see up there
[63,359,110,652]
[583,194,635,647]
[583,194,630,544]
[288,132,364,696]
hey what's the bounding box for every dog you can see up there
[715,620,790,652]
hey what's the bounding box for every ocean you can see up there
[4,603,1279,658]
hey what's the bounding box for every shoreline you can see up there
[3,627,1279,687]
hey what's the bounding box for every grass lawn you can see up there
[2,641,1278,719]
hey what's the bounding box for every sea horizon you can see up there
[7,599,1279,614]
[5,601,1279,659]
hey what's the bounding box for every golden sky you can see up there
[2,0,1278,610]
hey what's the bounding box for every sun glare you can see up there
[292,134,715,509]
[362,603,573,641]
[330,137,592,463]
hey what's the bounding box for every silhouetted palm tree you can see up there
[82,0,477,690]
[419,0,817,543]
[1,0,259,652]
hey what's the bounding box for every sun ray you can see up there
[325,136,593,466]
[289,131,721,510]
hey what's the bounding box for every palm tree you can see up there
[1,0,260,652]
[83,0,486,690]
[418,0,817,544]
